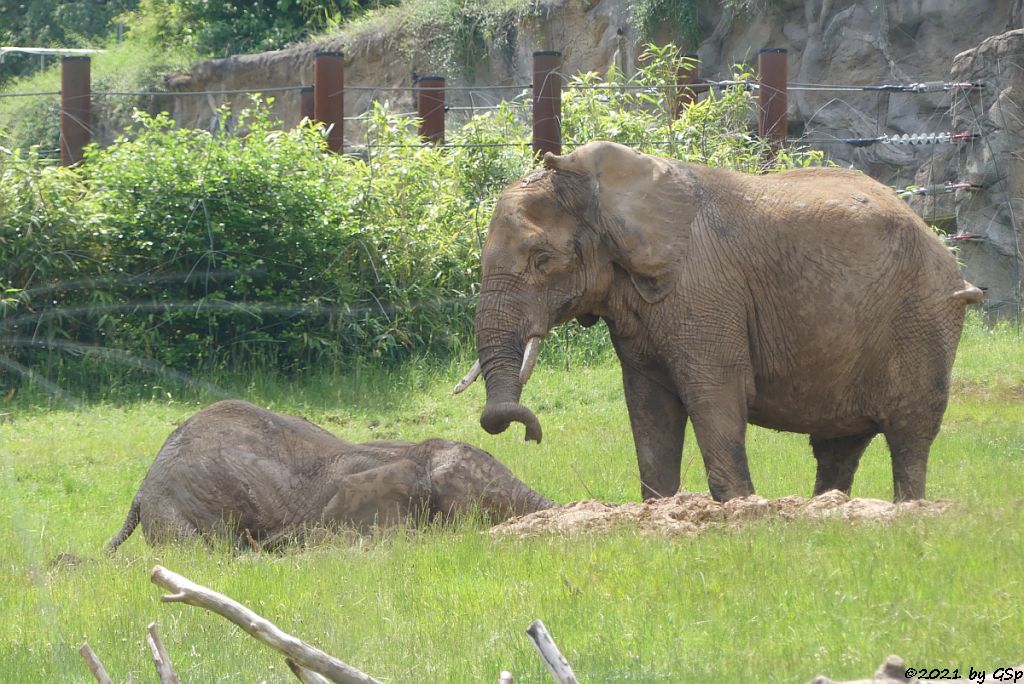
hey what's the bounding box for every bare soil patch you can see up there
[490,490,953,538]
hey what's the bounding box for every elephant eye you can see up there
[531,251,553,271]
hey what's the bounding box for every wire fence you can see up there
[0,52,1005,240]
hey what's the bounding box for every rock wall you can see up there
[161,0,1024,316]
[950,29,1024,318]
[161,0,641,137]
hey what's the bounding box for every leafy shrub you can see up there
[563,45,823,173]
[0,150,110,382]
[1,45,824,393]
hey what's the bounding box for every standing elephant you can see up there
[106,400,554,552]
[459,141,981,503]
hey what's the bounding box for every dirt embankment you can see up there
[490,489,953,537]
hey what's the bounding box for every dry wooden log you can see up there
[525,619,580,684]
[150,565,381,684]
[287,658,333,684]
[146,623,182,684]
[78,642,114,684]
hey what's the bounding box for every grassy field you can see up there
[1,316,1022,682]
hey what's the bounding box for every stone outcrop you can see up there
[949,29,1024,318]
[693,1,1018,186]
[161,0,641,136]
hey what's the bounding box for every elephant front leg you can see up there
[621,364,687,500]
[687,376,755,502]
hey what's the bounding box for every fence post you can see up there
[532,51,562,157]
[60,56,91,166]
[300,85,314,122]
[671,53,701,120]
[415,76,445,145]
[314,51,344,153]
[757,47,788,160]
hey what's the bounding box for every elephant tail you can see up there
[105,493,142,554]
[952,281,984,304]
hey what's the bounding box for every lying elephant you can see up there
[458,141,981,503]
[106,400,554,552]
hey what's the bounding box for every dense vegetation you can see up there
[1,317,1021,681]
[1,51,823,395]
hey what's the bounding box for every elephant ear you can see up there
[545,142,698,304]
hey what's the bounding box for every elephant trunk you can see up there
[476,288,544,443]
[480,399,543,443]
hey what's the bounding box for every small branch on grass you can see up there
[243,528,263,553]
[78,642,114,684]
[525,619,579,684]
[146,622,182,684]
[150,565,381,684]
[569,462,596,500]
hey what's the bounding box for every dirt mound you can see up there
[489,490,953,538]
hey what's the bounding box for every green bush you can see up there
[1,46,824,393]
[0,151,110,380]
[563,45,824,173]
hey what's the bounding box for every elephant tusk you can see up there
[519,337,542,386]
[452,359,481,395]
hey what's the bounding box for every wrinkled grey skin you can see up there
[106,400,554,552]
[474,141,980,503]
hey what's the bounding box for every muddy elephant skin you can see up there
[470,141,981,503]
[106,400,554,551]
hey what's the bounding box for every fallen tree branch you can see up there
[150,565,381,684]
[287,658,333,684]
[146,622,181,684]
[525,619,579,684]
[78,642,114,684]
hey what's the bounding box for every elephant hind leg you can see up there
[810,431,877,497]
[883,426,939,502]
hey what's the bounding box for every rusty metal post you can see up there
[300,85,314,122]
[532,51,562,157]
[314,51,344,153]
[60,56,91,166]
[415,76,445,145]
[671,53,701,120]
[757,48,788,160]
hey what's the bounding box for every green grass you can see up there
[0,315,1021,682]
